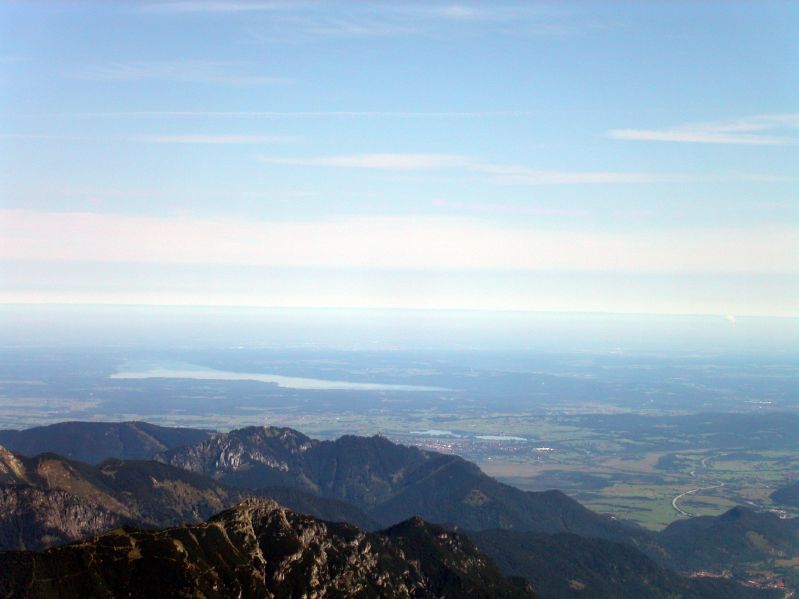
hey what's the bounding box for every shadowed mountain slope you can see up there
[471,528,780,599]
[771,481,799,508]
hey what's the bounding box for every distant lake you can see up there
[410,429,460,437]
[111,362,447,392]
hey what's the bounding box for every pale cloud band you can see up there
[2,210,796,275]
[609,114,799,145]
[257,153,792,184]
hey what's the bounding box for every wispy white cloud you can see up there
[258,152,752,185]
[609,114,799,145]
[67,60,284,86]
[259,153,472,170]
[2,210,796,275]
[610,130,787,145]
[133,134,296,144]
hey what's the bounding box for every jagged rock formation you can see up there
[0,499,539,599]
[0,421,213,464]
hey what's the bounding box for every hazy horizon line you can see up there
[1,301,794,320]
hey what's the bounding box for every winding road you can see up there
[672,482,725,517]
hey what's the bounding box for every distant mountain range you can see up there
[0,420,794,598]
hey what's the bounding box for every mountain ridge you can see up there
[0,498,539,599]
[0,443,377,550]
[156,425,654,548]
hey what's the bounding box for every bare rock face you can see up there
[158,426,321,489]
[0,498,538,599]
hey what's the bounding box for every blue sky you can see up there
[0,1,797,316]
